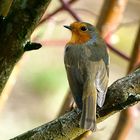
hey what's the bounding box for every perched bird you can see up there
[64,21,109,131]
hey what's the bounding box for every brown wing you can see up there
[64,45,84,109]
[64,66,83,109]
[95,60,109,107]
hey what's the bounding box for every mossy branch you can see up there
[11,69,140,140]
[0,0,51,94]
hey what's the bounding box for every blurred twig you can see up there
[0,64,20,111]
[106,41,130,61]
[96,0,128,38]
[39,0,79,25]
[60,0,81,21]
[11,69,140,140]
[110,107,136,140]
[127,24,140,73]
[74,8,98,18]
[58,90,74,117]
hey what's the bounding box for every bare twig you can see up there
[39,0,79,25]
[96,0,128,38]
[58,90,74,117]
[106,41,130,61]
[127,24,140,73]
[60,0,82,21]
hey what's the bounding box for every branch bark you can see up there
[0,0,13,16]
[11,69,140,140]
[0,0,51,94]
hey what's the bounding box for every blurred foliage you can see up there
[19,47,68,96]
[29,67,67,94]
[115,24,139,55]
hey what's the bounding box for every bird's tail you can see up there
[79,95,96,131]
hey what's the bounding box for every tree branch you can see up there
[0,0,13,16]
[0,0,51,94]
[11,69,140,140]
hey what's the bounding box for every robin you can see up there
[64,21,109,131]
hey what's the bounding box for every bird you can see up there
[64,21,109,131]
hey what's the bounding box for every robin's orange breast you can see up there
[68,31,91,44]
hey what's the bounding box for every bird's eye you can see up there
[80,26,87,31]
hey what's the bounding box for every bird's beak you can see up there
[64,25,72,30]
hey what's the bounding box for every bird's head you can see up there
[64,22,96,44]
